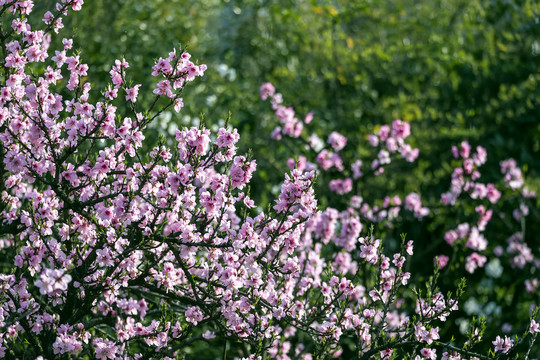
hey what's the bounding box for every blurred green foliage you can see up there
[35,0,540,184]
[35,0,540,357]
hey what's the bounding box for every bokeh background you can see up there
[34,0,540,199]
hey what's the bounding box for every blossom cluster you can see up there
[260,82,539,357]
[260,83,429,237]
[0,1,538,359]
[0,2,435,358]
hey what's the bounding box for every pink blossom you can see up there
[378,125,390,141]
[125,84,141,102]
[530,320,540,334]
[185,306,204,325]
[173,97,184,112]
[230,156,257,190]
[492,335,513,353]
[459,141,471,158]
[35,268,72,296]
[93,338,118,360]
[304,111,314,124]
[328,178,353,195]
[327,131,347,151]
[465,253,487,273]
[434,255,449,269]
[405,193,430,219]
[260,82,275,100]
[153,80,173,98]
[419,348,437,360]
[391,119,410,139]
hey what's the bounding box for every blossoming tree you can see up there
[0,1,538,359]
